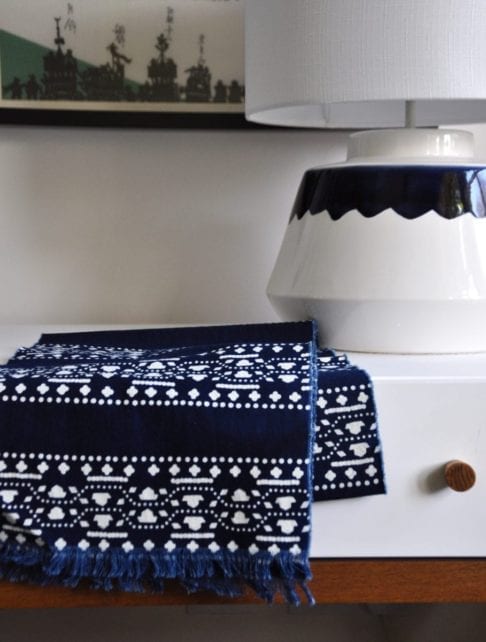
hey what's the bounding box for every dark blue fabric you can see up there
[34,323,386,501]
[0,322,385,603]
[314,352,385,501]
[37,322,311,350]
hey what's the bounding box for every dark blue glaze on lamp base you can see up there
[291,166,486,221]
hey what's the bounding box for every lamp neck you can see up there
[347,129,475,163]
[405,100,417,129]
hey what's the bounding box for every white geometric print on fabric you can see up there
[4,342,312,412]
[5,341,385,502]
[0,324,385,602]
[0,452,310,557]
[312,353,385,499]
[0,332,317,603]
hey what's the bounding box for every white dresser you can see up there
[1,325,483,560]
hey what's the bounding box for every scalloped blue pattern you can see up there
[291,166,486,221]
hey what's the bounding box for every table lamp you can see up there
[245,0,486,353]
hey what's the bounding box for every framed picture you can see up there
[0,0,250,128]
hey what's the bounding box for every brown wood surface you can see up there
[0,560,485,608]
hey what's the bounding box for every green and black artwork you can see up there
[0,7,244,105]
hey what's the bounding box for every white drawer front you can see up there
[311,378,486,557]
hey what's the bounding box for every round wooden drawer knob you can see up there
[444,460,476,492]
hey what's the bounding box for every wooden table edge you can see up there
[0,559,485,608]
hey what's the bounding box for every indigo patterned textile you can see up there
[0,322,385,604]
[314,350,385,501]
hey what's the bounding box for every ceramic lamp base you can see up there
[269,297,486,355]
[267,130,486,353]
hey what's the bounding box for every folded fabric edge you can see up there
[0,541,314,605]
[37,321,316,350]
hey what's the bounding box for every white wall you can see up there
[0,125,346,325]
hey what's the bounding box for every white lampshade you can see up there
[246,0,486,128]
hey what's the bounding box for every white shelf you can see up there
[351,350,486,383]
